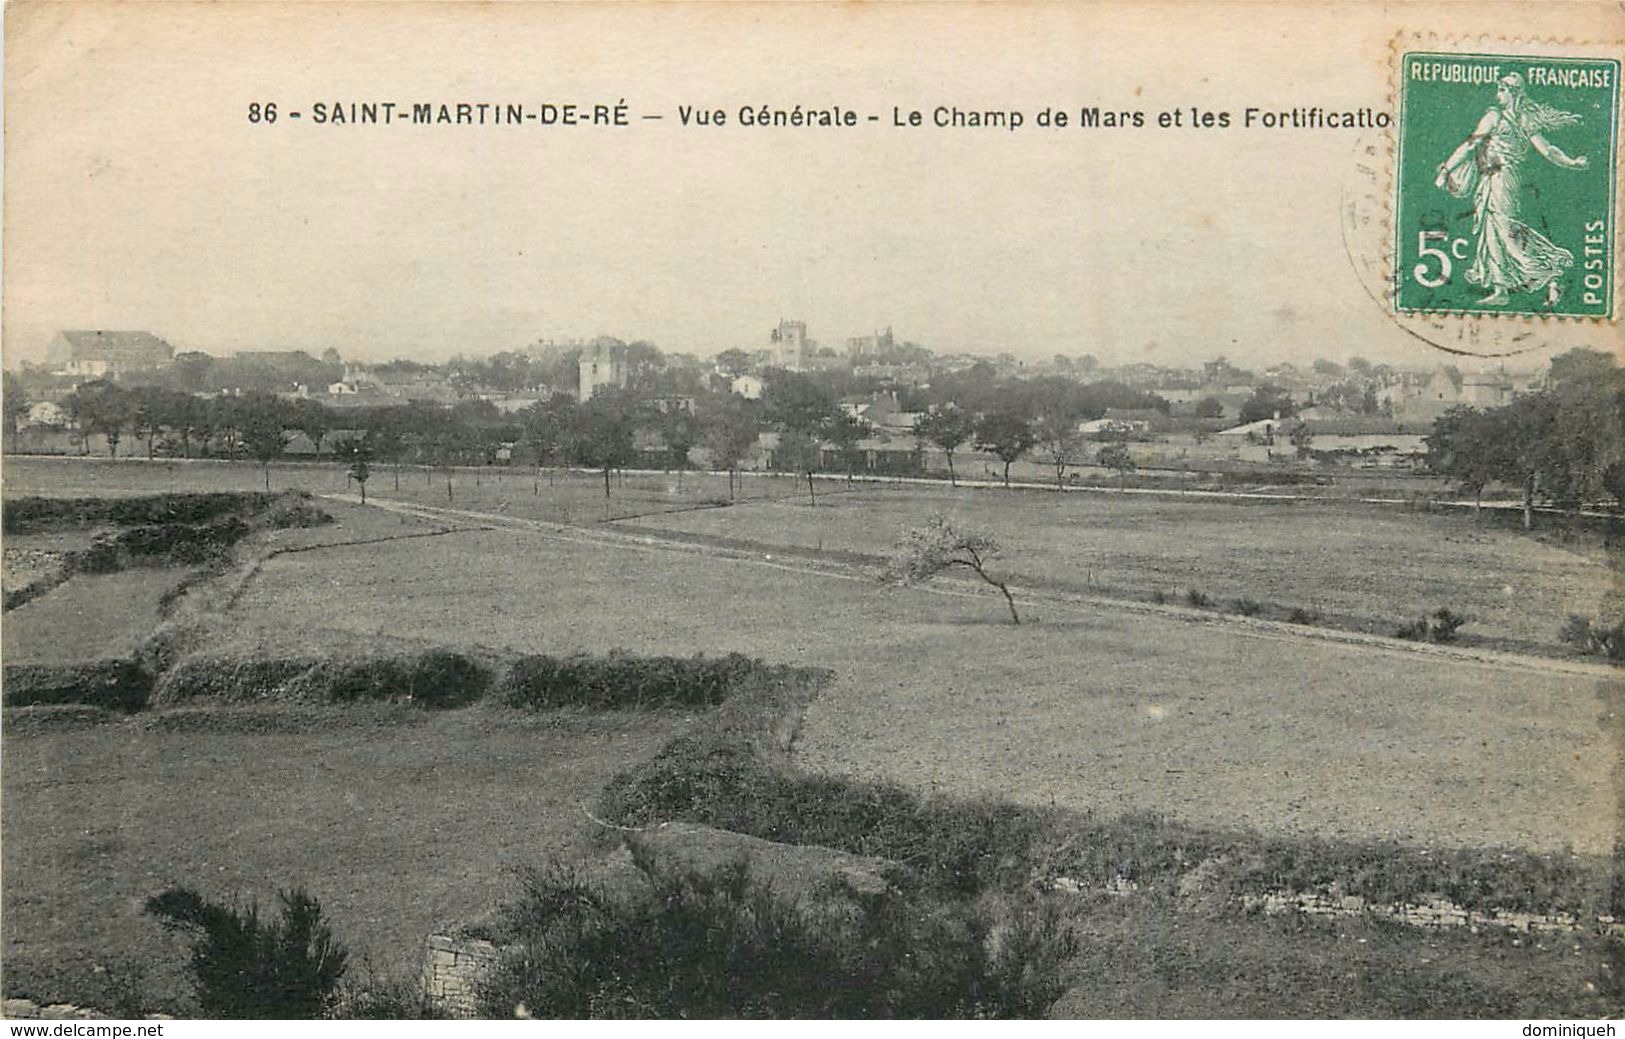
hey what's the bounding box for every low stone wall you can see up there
[421,934,501,1018]
[1052,873,1624,936]
[0,997,170,1021]
[2,998,104,1020]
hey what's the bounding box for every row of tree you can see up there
[26,353,1434,504]
[1426,349,1623,526]
[39,366,1174,500]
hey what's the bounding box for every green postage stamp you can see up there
[1394,52,1619,317]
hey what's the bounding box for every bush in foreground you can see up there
[477,858,1076,1019]
[145,886,348,1019]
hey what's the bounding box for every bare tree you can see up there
[883,514,1021,624]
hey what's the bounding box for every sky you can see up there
[4,1,1619,372]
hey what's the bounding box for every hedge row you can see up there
[149,650,782,712]
[285,652,490,708]
[153,657,324,704]
[0,649,785,713]
[2,661,152,711]
[499,652,790,710]
[77,517,255,572]
[3,492,285,534]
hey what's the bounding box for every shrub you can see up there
[1150,590,1167,605]
[501,652,774,710]
[145,886,348,1018]
[78,517,257,572]
[153,656,318,704]
[288,652,491,708]
[1560,613,1595,648]
[1286,607,1322,626]
[328,970,447,1020]
[1596,625,1623,662]
[477,857,1076,1019]
[1185,589,1211,608]
[155,652,491,708]
[74,532,128,574]
[260,493,333,530]
[123,517,253,563]
[2,492,279,534]
[1395,608,1468,643]
[137,619,214,677]
[1559,614,1625,661]
[1230,597,1263,617]
[2,661,152,711]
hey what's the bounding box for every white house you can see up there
[24,401,67,427]
[1215,418,1287,441]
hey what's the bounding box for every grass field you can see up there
[219,525,1615,855]
[618,484,1617,654]
[2,570,181,666]
[11,455,1607,655]
[0,705,690,1013]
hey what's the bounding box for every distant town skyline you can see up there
[2,320,1556,376]
[3,323,1547,380]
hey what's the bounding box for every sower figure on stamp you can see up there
[1434,73,1590,306]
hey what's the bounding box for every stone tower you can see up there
[770,320,809,371]
[578,336,628,401]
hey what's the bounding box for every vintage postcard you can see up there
[2,0,1622,1024]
